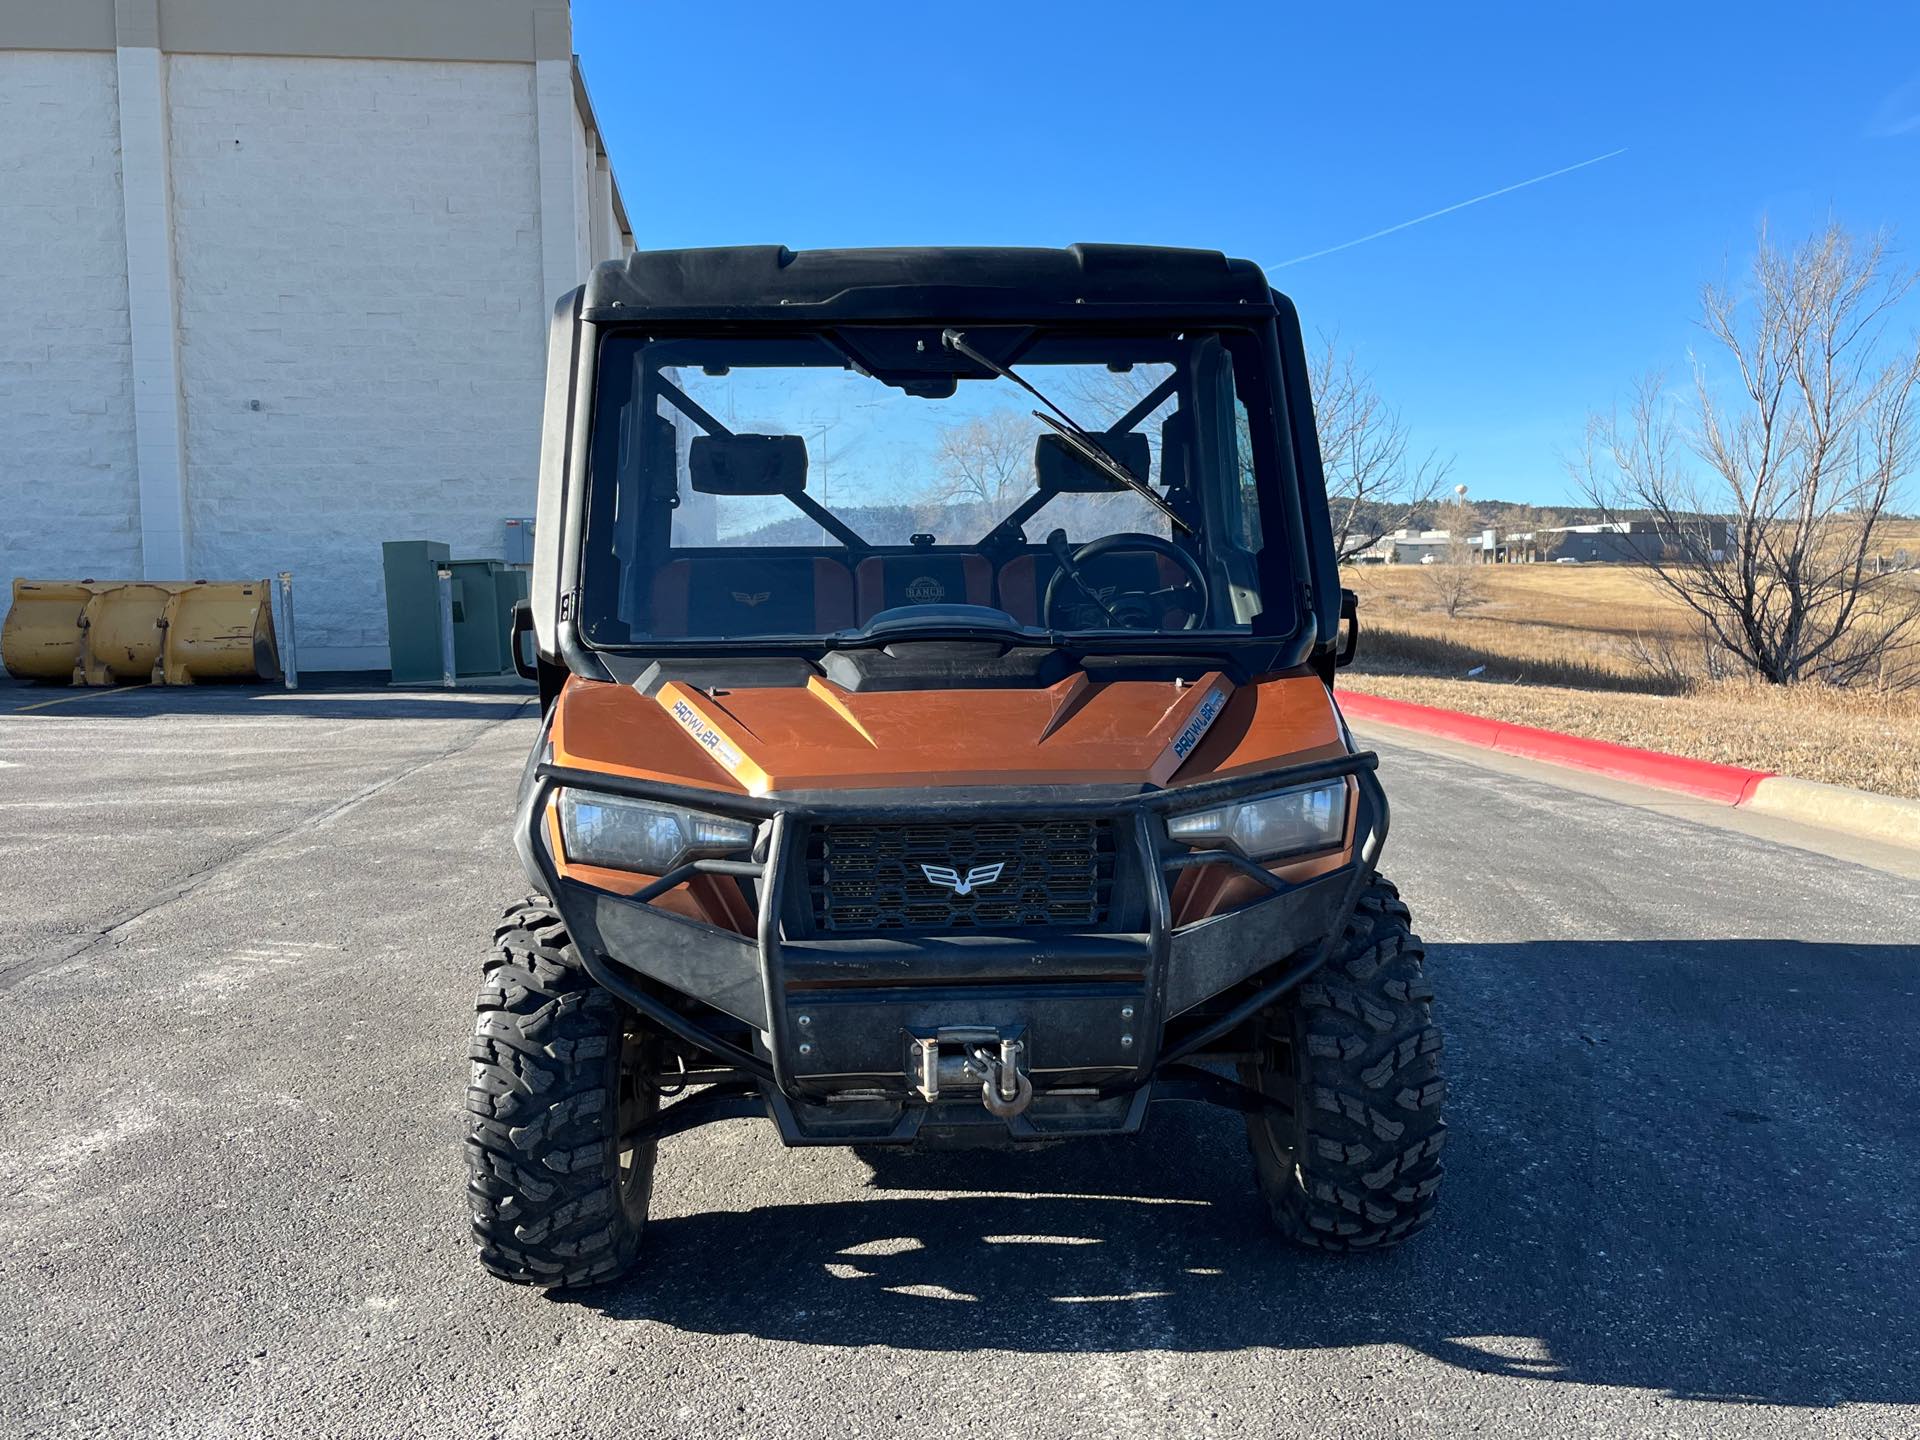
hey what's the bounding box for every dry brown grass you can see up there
[1347,565,1705,693]
[1877,516,1920,550]
[1341,563,1920,797]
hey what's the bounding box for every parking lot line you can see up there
[9,683,152,713]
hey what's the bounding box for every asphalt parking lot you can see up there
[3,678,1918,1439]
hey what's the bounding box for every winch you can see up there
[911,1027,1033,1118]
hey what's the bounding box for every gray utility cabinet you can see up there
[504,517,535,566]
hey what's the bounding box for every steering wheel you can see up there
[1041,529,1210,631]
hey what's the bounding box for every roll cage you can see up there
[527,245,1344,700]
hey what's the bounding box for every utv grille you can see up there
[806,818,1116,933]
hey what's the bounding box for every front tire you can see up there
[1242,875,1446,1250]
[465,899,659,1287]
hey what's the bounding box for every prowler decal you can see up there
[669,697,746,772]
[1169,685,1228,761]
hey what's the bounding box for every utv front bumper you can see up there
[517,752,1388,1145]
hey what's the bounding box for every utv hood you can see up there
[548,671,1345,796]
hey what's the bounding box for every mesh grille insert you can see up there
[806,817,1115,933]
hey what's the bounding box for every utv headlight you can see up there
[556,790,754,873]
[1166,780,1346,861]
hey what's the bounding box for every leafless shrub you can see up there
[1418,530,1488,617]
[1624,630,1699,693]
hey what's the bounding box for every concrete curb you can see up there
[1336,688,1919,848]
[1334,690,1771,803]
[1742,776,1920,849]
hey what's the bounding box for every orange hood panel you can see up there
[549,670,1345,797]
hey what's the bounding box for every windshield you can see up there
[579,326,1293,649]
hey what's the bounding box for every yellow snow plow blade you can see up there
[0,581,92,681]
[1,579,282,686]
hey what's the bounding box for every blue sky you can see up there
[572,0,1920,506]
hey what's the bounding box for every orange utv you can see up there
[469,245,1445,1286]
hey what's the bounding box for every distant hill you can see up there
[1354,497,1919,533]
[722,494,1916,549]
[725,504,929,548]
[721,492,1169,549]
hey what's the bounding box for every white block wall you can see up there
[1,44,622,672]
[0,52,141,601]
[169,55,548,664]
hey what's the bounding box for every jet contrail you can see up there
[1272,147,1628,268]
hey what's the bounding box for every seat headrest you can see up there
[1034,431,1152,494]
[690,434,808,495]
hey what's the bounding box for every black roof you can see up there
[579,244,1279,323]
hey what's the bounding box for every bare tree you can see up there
[1059,339,1448,562]
[1576,222,1920,687]
[1419,525,1488,618]
[933,405,1166,537]
[935,409,1033,511]
[1312,337,1450,563]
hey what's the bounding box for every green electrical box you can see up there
[382,540,452,684]
[447,560,529,678]
[383,542,531,683]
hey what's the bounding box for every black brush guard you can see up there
[517,748,1388,1145]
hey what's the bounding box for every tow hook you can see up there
[975,1040,1034,1118]
[913,1029,1034,1119]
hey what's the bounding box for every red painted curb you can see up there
[1335,689,1775,806]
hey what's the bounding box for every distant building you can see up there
[1351,517,1730,568]
[1,0,632,669]
[1536,519,1729,566]
[1359,528,1464,564]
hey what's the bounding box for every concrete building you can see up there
[0,0,630,670]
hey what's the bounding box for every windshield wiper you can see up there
[940,329,1194,534]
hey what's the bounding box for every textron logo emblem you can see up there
[920,862,1006,896]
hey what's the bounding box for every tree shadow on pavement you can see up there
[565,938,1920,1409]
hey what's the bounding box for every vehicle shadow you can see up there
[572,938,1920,1409]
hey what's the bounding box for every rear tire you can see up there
[465,899,659,1287]
[1242,875,1446,1250]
